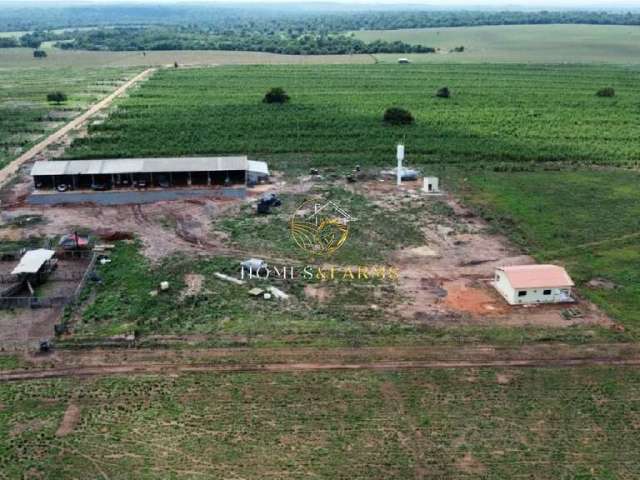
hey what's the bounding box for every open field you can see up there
[459,169,640,334]
[1,365,639,478]
[0,66,142,169]
[65,64,640,166]
[354,24,640,64]
[0,47,375,69]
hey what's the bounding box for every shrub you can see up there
[436,87,451,98]
[33,49,47,58]
[263,87,290,104]
[46,92,68,104]
[383,107,414,125]
[596,87,615,97]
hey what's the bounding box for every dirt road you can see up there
[0,68,156,190]
[3,343,639,382]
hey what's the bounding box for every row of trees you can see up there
[3,6,640,33]
[54,27,435,54]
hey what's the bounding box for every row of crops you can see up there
[67,63,640,166]
[0,67,141,168]
[1,366,638,478]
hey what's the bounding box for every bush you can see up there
[47,92,68,104]
[263,87,290,104]
[436,87,451,98]
[33,49,47,58]
[596,87,615,97]
[383,107,414,125]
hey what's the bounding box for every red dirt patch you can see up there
[443,279,509,316]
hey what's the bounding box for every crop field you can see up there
[0,66,141,169]
[1,365,638,479]
[460,169,640,334]
[66,64,640,167]
[0,47,374,69]
[354,24,640,64]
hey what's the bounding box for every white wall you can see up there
[492,271,572,305]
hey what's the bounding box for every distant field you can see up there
[1,366,638,478]
[67,64,640,166]
[461,170,640,333]
[0,67,141,169]
[0,47,374,68]
[353,24,640,64]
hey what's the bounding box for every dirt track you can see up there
[0,68,156,190]
[3,343,640,382]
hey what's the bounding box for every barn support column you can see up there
[207,172,211,186]
[169,172,173,186]
[188,172,192,186]
[71,175,77,190]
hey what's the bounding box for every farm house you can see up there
[31,156,269,191]
[493,264,574,305]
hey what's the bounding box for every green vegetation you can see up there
[596,87,616,97]
[460,170,640,334]
[57,26,435,55]
[263,87,290,104]
[0,67,140,168]
[1,366,639,478]
[355,24,640,64]
[383,107,414,125]
[67,64,640,167]
[46,91,67,104]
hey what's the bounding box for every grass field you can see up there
[354,24,640,64]
[1,366,638,478]
[460,170,640,333]
[0,66,141,169]
[66,64,640,167]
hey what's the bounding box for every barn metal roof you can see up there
[31,156,250,176]
[11,249,55,275]
[248,160,269,175]
[497,265,574,289]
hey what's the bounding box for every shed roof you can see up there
[497,264,574,289]
[11,249,55,275]
[31,156,249,176]
[248,160,269,176]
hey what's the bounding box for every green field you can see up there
[1,366,638,479]
[66,64,640,167]
[0,67,141,168]
[354,24,640,64]
[461,170,640,333]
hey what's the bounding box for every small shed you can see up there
[11,249,56,283]
[423,177,440,193]
[493,264,574,305]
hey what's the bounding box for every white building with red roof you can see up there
[493,264,574,305]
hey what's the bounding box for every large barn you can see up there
[31,156,269,191]
[493,264,574,305]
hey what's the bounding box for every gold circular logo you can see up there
[290,201,350,255]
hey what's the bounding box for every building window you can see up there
[543,289,552,295]
[518,291,527,297]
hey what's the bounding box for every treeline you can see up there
[2,6,640,33]
[54,27,435,54]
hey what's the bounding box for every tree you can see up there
[33,49,47,58]
[174,61,179,68]
[383,107,414,126]
[596,87,615,97]
[263,87,290,104]
[436,87,451,98]
[47,92,68,104]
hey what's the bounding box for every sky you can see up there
[5,0,640,6]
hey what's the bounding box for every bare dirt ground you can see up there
[355,179,614,329]
[2,342,640,382]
